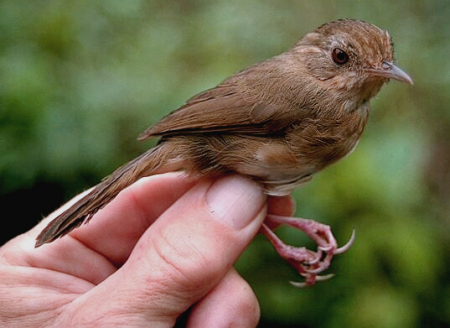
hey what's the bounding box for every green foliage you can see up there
[1,1,449,327]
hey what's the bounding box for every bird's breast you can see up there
[288,104,370,172]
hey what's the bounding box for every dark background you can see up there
[1,1,449,327]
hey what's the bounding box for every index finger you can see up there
[69,172,199,265]
[26,173,198,269]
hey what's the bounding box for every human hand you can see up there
[0,173,293,327]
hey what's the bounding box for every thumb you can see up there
[75,175,266,327]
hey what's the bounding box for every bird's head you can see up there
[293,19,412,104]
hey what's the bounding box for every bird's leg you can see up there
[261,214,355,287]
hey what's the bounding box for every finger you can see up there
[10,173,197,285]
[69,175,266,327]
[29,173,197,266]
[187,269,260,328]
[69,172,198,265]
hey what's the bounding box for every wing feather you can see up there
[139,57,311,140]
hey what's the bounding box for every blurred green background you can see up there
[1,0,449,327]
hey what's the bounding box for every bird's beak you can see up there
[366,61,413,85]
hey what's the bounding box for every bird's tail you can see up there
[35,142,186,247]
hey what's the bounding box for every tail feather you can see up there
[35,142,184,247]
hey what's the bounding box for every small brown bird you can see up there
[36,19,412,286]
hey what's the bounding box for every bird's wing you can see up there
[139,73,309,140]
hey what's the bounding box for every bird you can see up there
[35,19,413,286]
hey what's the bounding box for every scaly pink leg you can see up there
[261,214,355,287]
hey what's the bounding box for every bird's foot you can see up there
[261,214,355,287]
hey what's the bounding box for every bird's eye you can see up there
[332,48,349,65]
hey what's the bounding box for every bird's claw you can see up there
[262,215,355,287]
[290,273,335,288]
[335,229,356,254]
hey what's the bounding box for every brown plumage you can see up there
[36,19,412,251]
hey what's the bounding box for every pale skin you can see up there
[0,173,294,327]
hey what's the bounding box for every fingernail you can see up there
[206,175,266,230]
